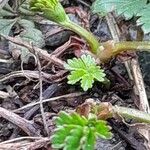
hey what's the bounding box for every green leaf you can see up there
[92,69,105,82]
[0,9,14,17]
[18,19,45,48]
[51,126,74,149]
[64,55,106,91]
[9,19,45,63]
[92,0,150,33]
[56,111,74,125]
[55,112,87,126]
[68,70,85,84]
[81,74,94,91]
[0,0,9,9]
[82,127,95,150]
[64,58,86,70]
[51,111,112,150]
[64,127,83,150]
[95,120,112,139]
[30,0,69,23]
[71,113,87,126]
[137,4,150,34]
[0,19,17,35]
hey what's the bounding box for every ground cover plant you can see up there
[0,0,150,150]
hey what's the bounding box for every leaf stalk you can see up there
[60,20,100,54]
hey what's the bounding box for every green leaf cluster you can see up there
[64,55,106,91]
[30,0,69,23]
[0,1,45,63]
[92,0,150,33]
[51,111,112,150]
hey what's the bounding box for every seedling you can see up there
[51,111,112,150]
[51,101,150,150]
[30,0,150,63]
[30,0,100,54]
[64,55,106,91]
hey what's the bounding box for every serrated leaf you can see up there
[81,54,96,67]
[71,113,87,126]
[68,70,85,84]
[93,72,105,82]
[92,0,150,33]
[56,112,87,126]
[51,126,74,149]
[82,127,95,150]
[51,111,112,150]
[64,58,86,70]
[0,19,17,35]
[137,4,150,34]
[92,0,147,18]
[57,111,73,125]
[81,74,94,91]
[95,120,112,139]
[64,55,106,91]
[64,127,83,150]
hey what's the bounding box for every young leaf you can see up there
[95,120,112,139]
[30,0,69,23]
[82,127,95,150]
[51,111,112,150]
[64,55,106,91]
[64,127,83,150]
[92,0,150,33]
[81,74,94,91]
[55,112,87,126]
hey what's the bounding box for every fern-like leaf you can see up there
[92,0,150,33]
[51,111,112,150]
[64,55,106,91]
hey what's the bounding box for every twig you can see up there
[0,34,65,67]
[0,70,66,83]
[0,107,40,136]
[106,13,150,148]
[131,59,149,112]
[0,137,45,145]
[14,92,84,112]
[36,49,50,136]
[76,0,90,7]
[0,137,49,150]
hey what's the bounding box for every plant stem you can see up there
[78,102,150,124]
[60,20,100,54]
[112,106,150,124]
[113,41,150,55]
[98,41,150,62]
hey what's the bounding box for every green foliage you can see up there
[51,111,112,150]
[29,0,69,23]
[0,19,17,35]
[92,0,150,33]
[64,55,106,91]
[0,1,45,63]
